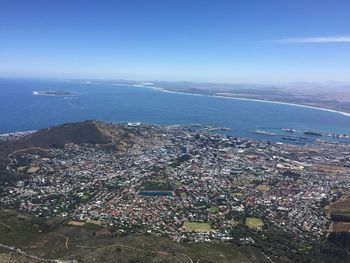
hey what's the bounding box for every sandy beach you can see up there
[120,84,350,118]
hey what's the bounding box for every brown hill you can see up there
[330,195,350,222]
[18,120,112,146]
[0,120,140,181]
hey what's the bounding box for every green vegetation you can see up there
[174,181,182,187]
[233,179,250,186]
[169,154,191,168]
[183,222,211,232]
[142,181,172,191]
[81,193,92,202]
[246,217,264,230]
[207,207,219,214]
[149,175,166,182]
[251,179,265,185]
[0,209,267,263]
[16,166,27,172]
[231,192,243,197]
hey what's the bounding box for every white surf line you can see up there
[111,83,350,117]
[154,86,350,117]
[213,94,350,117]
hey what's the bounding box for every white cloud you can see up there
[269,35,350,44]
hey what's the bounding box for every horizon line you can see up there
[267,35,350,44]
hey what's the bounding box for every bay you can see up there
[1,78,350,143]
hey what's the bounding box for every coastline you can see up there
[212,94,350,118]
[118,84,350,118]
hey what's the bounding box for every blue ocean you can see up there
[1,78,350,143]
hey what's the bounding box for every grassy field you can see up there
[26,166,40,174]
[0,209,268,263]
[246,217,264,230]
[183,222,212,232]
[256,185,271,191]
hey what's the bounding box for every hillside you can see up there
[0,209,268,263]
[0,120,144,182]
[330,195,350,221]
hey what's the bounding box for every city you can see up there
[1,123,349,247]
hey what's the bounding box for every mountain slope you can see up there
[0,120,136,181]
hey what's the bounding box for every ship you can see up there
[304,131,322,136]
[253,130,277,136]
[282,128,296,133]
[282,136,297,141]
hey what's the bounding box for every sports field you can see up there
[183,222,211,232]
[246,217,264,230]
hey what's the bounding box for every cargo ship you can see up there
[282,136,297,141]
[253,130,277,136]
[304,131,322,136]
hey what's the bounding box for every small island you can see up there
[32,90,75,96]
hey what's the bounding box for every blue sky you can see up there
[0,0,349,83]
